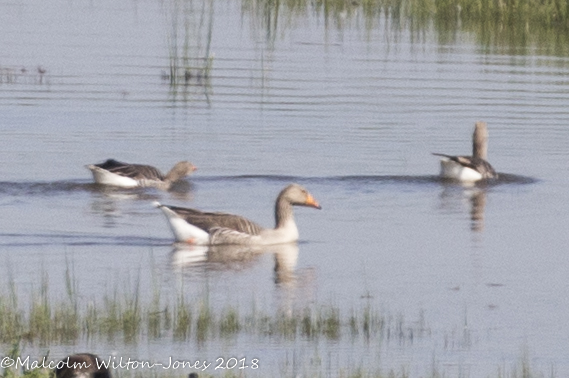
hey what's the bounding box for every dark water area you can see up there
[0,172,537,197]
[1,0,569,377]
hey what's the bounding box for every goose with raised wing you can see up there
[433,121,498,182]
[87,159,196,189]
[155,183,321,245]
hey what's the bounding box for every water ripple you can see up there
[0,232,170,247]
[0,173,537,199]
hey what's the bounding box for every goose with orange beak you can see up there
[155,183,321,245]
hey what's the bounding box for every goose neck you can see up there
[275,197,294,229]
[472,123,488,159]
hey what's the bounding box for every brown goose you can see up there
[55,353,110,378]
[86,159,196,189]
[155,183,321,245]
[432,121,498,182]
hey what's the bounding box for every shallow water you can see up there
[2,0,569,377]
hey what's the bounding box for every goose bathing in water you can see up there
[87,159,196,189]
[433,121,498,182]
[154,183,321,245]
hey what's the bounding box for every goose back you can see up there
[444,155,496,179]
[433,153,497,180]
[163,205,264,235]
[94,159,164,181]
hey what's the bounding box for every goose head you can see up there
[278,183,321,209]
[166,161,197,182]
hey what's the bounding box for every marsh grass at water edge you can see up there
[0,267,419,346]
[242,0,569,55]
[0,267,559,378]
[2,0,569,376]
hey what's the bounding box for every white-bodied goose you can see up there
[433,121,498,182]
[87,159,196,189]
[55,353,111,378]
[155,183,321,245]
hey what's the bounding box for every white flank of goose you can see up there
[433,121,498,182]
[154,183,321,245]
[86,159,196,189]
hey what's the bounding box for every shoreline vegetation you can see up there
[0,267,418,346]
[2,0,568,87]
[160,0,569,93]
[0,271,398,346]
[0,269,554,378]
[1,1,566,376]
[241,0,569,56]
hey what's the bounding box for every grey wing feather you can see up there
[469,156,498,179]
[96,159,165,181]
[432,153,497,179]
[209,228,258,245]
[164,205,264,235]
[431,153,454,159]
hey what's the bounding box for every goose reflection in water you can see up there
[87,185,193,229]
[438,185,488,233]
[170,242,301,285]
[469,189,486,233]
[87,190,159,229]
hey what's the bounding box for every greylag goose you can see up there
[155,183,321,245]
[55,353,110,378]
[432,121,498,182]
[86,159,196,189]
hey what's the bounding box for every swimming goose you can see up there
[433,121,498,182]
[86,159,196,189]
[155,183,321,245]
[55,353,110,378]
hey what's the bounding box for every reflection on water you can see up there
[171,242,299,284]
[469,188,486,233]
[88,189,159,229]
[171,241,316,317]
[242,0,569,57]
[272,242,299,285]
[0,65,50,85]
[88,183,194,229]
[437,184,488,233]
[0,180,197,199]
[436,172,536,233]
[170,244,209,267]
[171,243,264,271]
[1,0,568,375]
[163,0,214,106]
[0,181,96,197]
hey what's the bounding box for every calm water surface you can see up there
[1,0,569,377]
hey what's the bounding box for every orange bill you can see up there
[305,194,322,209]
